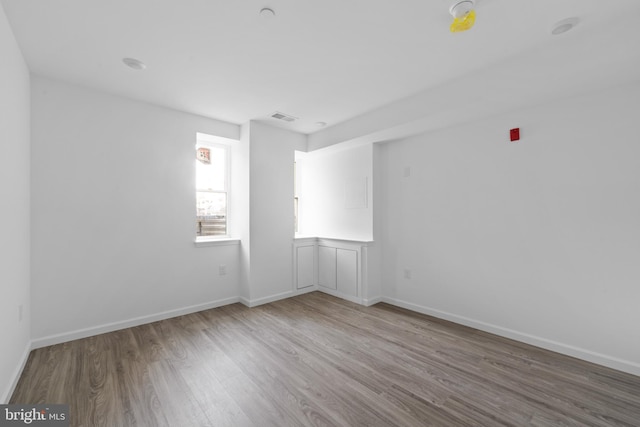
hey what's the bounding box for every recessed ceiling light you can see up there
[260,7,275,18]
[122,57,146,70]
[315,122,327,128]
[551,17,579,35]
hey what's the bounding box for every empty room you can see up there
[1,0,639,426]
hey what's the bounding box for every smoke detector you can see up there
[449,0,476,33]
[551,17,580,35]
[122,57,146,70]
[271,111,297,122]
[260,7,276,19]
[450,1,473,18]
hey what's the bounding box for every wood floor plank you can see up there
[10,292,640,426]
[203,322,342,426]
[216,305,407,426]
[172,356,254,427]
[110,329,169,427]
[262,301,456,409]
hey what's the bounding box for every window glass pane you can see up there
[196,191,227,236]
[196,146,226,191]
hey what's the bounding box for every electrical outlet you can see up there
[18,304,23,322]
[404,269,412,279]
[219,265,227,276]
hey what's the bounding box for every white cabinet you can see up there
[293,238,371,303]
[318,246,337,290]
[318,244,358,298]
[296,245,315,289]
[337,249,357,296]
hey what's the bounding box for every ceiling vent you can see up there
[271,111,297,122]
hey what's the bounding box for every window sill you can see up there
[194,237,241,247]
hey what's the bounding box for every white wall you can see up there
[297,144,373,241]
[307,15,640,153]
[379,82,640,375]
[365,144,384,302]
[236,123,251,302]
[247,121,306,304]
[0,5,31,403]
[30,76,242,344]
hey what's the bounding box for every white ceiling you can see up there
[2,0,640,134]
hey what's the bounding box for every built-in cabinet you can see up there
[295,245,315,289]
[318,246,337,289]
[293,238,372,304]
[319,245,358,296]
[336,248,357,296]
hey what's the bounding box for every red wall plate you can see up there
[510,128,520,142]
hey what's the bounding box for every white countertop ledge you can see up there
[194,237,241,247]
[294,236,374,245]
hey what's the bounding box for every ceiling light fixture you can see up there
[260,7,275,18]
[315,122,327,128]
[122,57,146,70]
[551,17,580,35]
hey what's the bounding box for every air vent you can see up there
[271,111,297,122]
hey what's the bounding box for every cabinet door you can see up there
[337,248,358,297]
[296,245,315,289]
[318,246,337,290]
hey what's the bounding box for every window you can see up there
[196,141,229,238]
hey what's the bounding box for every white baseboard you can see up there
[17,291,640,397]
[239,287,317,308]
[363,296,383,307]
[318,287,363,305]
[241,290,295,308]
[293,285,318,297]
[31,296,240,349]
[2,341,31,404]
[383,297,640,377]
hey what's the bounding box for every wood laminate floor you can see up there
[11,292,640,426]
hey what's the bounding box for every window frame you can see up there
[195,139,231,241]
